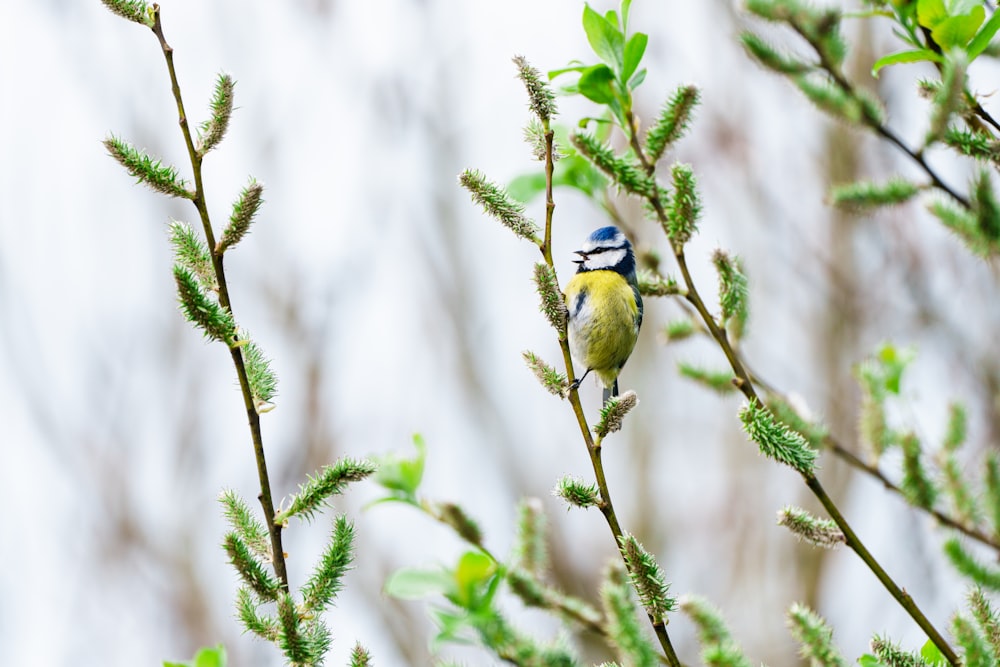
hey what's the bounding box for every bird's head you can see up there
[573,226,637,279]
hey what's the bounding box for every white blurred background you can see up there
[2,0,998,665]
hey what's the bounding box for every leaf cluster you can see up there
[550,2,648,129]
[869,0,1000,75]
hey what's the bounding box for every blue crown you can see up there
[588,226,624,243]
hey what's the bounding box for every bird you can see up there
[565,226,643,404]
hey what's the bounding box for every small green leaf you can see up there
[583,4,624,69]
[968,6,1000,59]
[163,645,227,667]
[507,172,547,203]
[454,550,498,610]
[621,0,633,31]
[878,343,915,394]
[193,646,227,667]
[578,63,617,104]
[384,567,454,600]
[554,153,608,197]
[430,608,473,648]
[373,434,426,501]
[920,638,948,666]
[857,655,882,667]
[622,32,648,83]
[548,64,588,79]
[932,6,984,48]
[455,551,495,590]
[628,67,647,90]
[871,48,942,77]
[917,0,948,29]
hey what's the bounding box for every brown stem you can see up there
[150,4,289,592]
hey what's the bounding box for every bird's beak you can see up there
[573,250,587,264]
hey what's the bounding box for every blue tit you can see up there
[565,226,643,404]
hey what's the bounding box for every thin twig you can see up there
[788,22,971,210]
[150,4,289,592]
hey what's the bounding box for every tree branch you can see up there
[624,106,960,666]
[150,4,289,592]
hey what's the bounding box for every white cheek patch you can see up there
[581,232,625,255]
[585,248,626,270]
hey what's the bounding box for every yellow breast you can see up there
[564,270,640,387]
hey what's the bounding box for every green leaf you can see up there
[878,343,915,394]
[622,32,648,83]
[509,156,609,204]
[507,172,547,203]
[454,550,497,610]
[163,645,227,667]
[920,638,948,666]
[430,608,474,648]
[548,64,588,79]
[554,153,608,197]
[857,655,883,667]
[578,63,617,104]
[621,0,632,32]
[373,434,426,501]
[384,566,454,600]
[871,48,942,77]
[932,5,985,48]
[628,67,647,90]
[968,6,1000,59]
[917,0,948,28]
[583,4,624,69]
[193,646,227,667]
